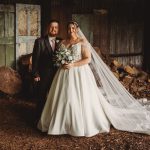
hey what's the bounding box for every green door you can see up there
[0,5,15,67]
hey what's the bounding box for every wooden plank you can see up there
[18,42,27,57]
[93,9,109,53]
[0,5,14,12]
[6,44,14,67]
[6,12,14,37]
[0,37,14,44]
[0,12,4,37]
[109,52,142,57]
[0,45,5,66]
[18,7,28,36]
[72,14,93,44]
[30,9,39,36]
[0,4,15,67]
[113,55,142,67]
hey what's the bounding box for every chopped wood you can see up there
[124,65,138,76]
[109,58,150,100]
[113,72,120,79]
[112,60,122,68]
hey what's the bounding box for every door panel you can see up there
[0,45,5,65]
[0,5,15,67]
[6,45,15,66]
[0,13,5,37]
[16,4,41,62]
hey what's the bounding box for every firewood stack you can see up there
[110,60,150,99]
[90,47,150,100]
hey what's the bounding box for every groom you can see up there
[32,20,62,121]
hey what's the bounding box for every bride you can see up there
[37,21,150,137]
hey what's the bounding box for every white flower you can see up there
[68,56,73,61]
[56,40,60,43]
[66,52,70,55]
[61,60,66,64]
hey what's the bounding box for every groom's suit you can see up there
[32,35,62,119]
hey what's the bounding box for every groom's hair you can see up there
[48,19,60,25]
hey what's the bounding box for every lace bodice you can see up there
[61,42,82,62]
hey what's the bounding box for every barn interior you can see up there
[0,0,150,149]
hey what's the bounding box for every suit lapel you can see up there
[44,36,61,54]
[44,36,53,54]
[54,37,61,51]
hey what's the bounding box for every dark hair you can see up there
[67,21,79,28]
[48,19,60,25]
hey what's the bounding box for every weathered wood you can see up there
[0,0,145,69]
[93,9,109,54]
[0,4,15,67]
[16,4,41,63]
[72,14,93,44]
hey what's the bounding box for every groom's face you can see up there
[48,22,59,37]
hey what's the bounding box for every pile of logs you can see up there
[95,47,150,100]
[110,59,150,99]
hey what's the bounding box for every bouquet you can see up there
[53,44,75,67]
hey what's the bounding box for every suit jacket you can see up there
[32,35,62,78]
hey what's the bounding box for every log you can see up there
[124,65,138,76]
[109,59,150,99]
[122,75,134,85]
[0,66,22,95]
[112,60,122,68]
[113,72,120,79]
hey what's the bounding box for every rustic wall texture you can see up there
[0,0,148,71]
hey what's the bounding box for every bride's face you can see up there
[68,24,77,36]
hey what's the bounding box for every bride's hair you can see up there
[67,21,79,28]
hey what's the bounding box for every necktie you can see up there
[51,39,55,51]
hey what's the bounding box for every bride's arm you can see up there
[73,44,91,67]
[63,42,91,69]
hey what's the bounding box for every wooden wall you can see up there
[0,0,147,70]
[47,0,144,67]
[22,0,72,38]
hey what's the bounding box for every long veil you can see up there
[77,28,150,135]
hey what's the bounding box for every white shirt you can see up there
[49,36,56,50]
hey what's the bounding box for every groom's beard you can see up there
[48,32,58,37]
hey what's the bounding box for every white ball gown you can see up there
[37,42,150,137]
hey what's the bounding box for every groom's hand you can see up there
[34,77,40,82]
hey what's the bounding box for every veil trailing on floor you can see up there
[77,27,150,135]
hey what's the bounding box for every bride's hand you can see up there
[63,63,74,69]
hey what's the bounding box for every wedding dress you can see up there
[37,42,110,137]
[37,29,150,137]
